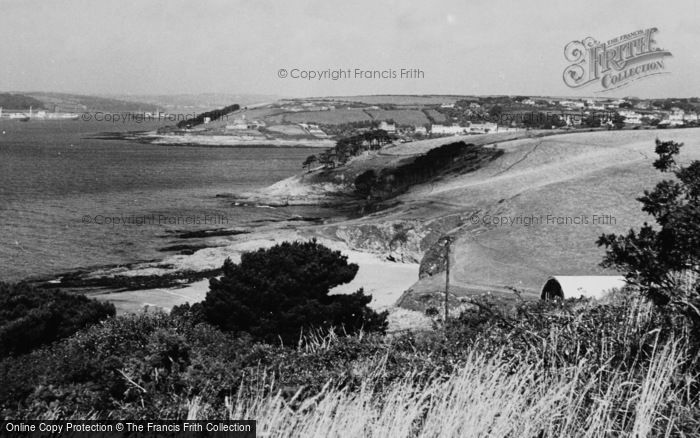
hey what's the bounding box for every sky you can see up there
[1,0,699,98]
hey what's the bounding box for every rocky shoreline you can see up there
[87,130,335,148]
[32,132,531,328]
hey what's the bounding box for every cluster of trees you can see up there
[578,112,626,129]
[650,98,698,112]
[318,120,379,137]
[0,283,115,357]
[335,129,394,155]
[176,103,240,129]
[304,129,395,170]
[355,141,501,201]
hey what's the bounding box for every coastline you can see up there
[55,225,428,331]
[89,130,336,148]
[28,179,428,330]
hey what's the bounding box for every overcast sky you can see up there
[1,0,698,98]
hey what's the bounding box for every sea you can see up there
[0,118,326,282]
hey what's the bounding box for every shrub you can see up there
[178,240,387,344]
[0,282,115,357]
[598,139,700,336]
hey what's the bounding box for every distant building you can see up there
[668,109,685,126]
[684,112,699,122]
[618,110,642,124]
[560,100,585,109]
[495,125,519,133]
[431,124,467,135]
[468,122,497,133]
[378,121,397,133]
[563,114,582,126]
[226,119,251,130]
[414,126,428,135]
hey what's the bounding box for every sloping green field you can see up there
[373,128,700,297]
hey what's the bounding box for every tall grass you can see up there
[181,341,687,437]
[24,296,696,436]
[180,299,696,437]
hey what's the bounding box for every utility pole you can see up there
[444,236,452,327]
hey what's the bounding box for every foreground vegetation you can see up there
[1,294,698,436]
[1,138,699,436]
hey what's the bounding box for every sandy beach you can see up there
[91,228,429,330]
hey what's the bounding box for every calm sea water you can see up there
[0,119,321,282]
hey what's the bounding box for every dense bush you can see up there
[174,240,388,344]
[0,312,392,418]
[598,139,700,335]
[0,282,115,357]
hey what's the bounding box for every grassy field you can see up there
[423,108,447,123]
[277,109,374,125]
[358,128,700,297]
[327,95,465,105]
[365,109,430,125]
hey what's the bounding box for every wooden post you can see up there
[444,237,451,327]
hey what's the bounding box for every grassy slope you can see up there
[358,128,700,298]
[23,92,160,112]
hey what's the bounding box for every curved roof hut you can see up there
[540,276,627,300]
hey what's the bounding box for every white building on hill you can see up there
[431,124,467,135]
[618,110,642,124]
[468,122,497,133]
[378,121,396,132]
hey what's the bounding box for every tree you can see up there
[597,139,700,326]
[302,155,317,172]
[177,103,240,129]
[488,105,504,121]
[354,169,378,198]
[187,240,388,343]
[582,114,602,128]
[0,282,115,357]
[611,113,626,129]
[549,114,566,129]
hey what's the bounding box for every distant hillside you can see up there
[368,128,700,299]
[103,93,280,111]
[263,127,700,305]
[0,93,45,110]
[22,92,159,113]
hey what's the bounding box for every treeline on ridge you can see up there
[177,103,241,129]
[355,141,503,200]
[0,93,45,110]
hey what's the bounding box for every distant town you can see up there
[170,95,700,142]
